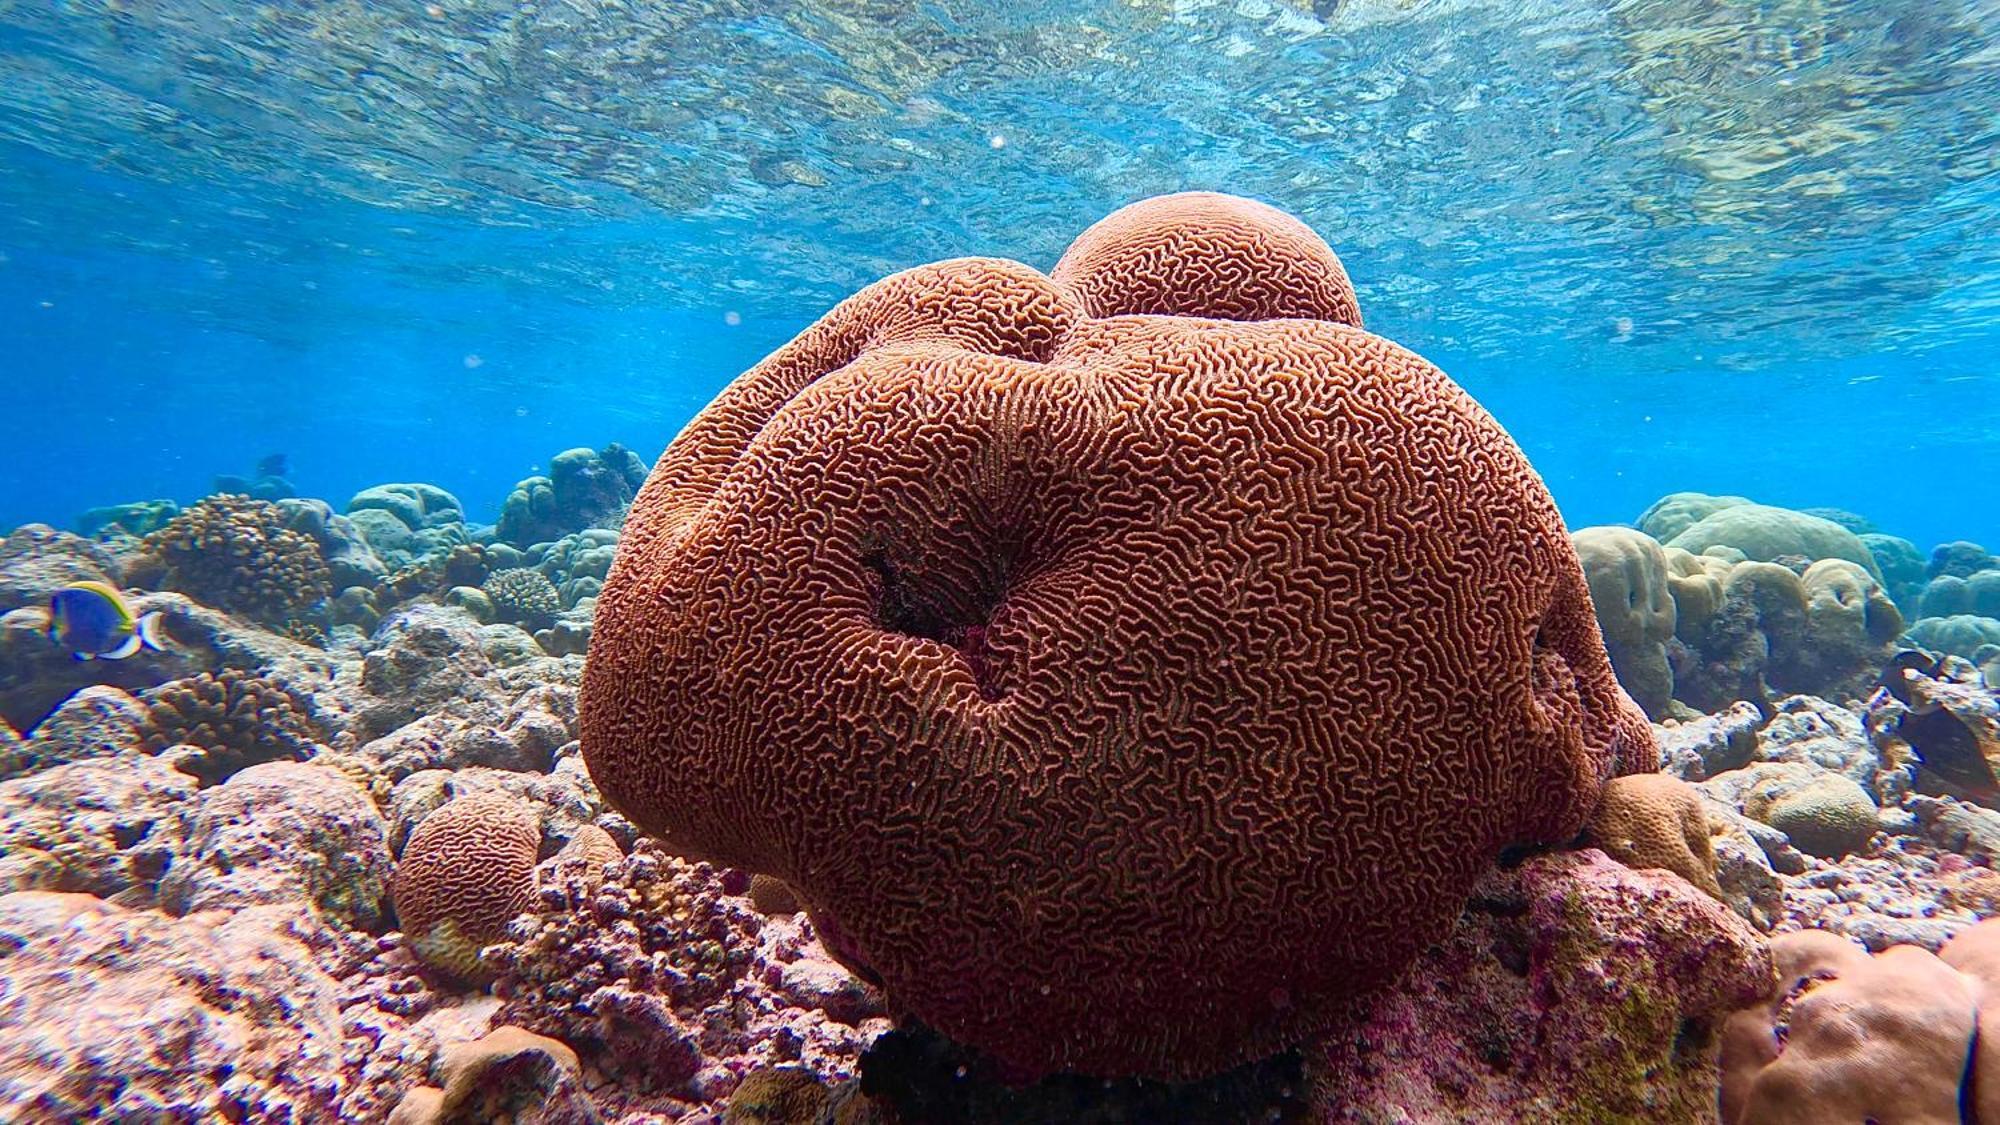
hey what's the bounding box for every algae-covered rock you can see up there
[0,892,347,1121]
[157,760,391,930]
[1313,850,1772,1122]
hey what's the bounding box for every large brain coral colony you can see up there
[581,192,1655,1080]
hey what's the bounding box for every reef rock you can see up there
[0,523,119,614]
[0,892,346,1121]
[1313,849,1773,1120]
[584,191,1653,1080]
[356,604,507,737]
[158,760,391,931]
[0,753,193,904]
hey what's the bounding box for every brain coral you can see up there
[581,192,1655,1080]
[391,792,541,985]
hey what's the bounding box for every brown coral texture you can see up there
[582,192,1654,1079]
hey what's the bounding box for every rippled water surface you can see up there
[3,0,1996,545]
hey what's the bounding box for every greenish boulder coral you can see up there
[1739,764,1878,859]
[495,443,648,548]
[1572,527,1676,718]
[1907,615,2000,658]
[1797,507,1874,534]
[343,484,471,570]
[77,500,180,540]
[534,529,619,608]
[347,483,465,531]
[1666,503,1882,582]
[1919,572,2000,620]
[1859,532,1925,613]
[1637,492,1752,543]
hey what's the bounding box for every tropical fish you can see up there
[1880,650,2000,802]
[46,581,167,661]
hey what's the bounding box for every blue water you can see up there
[3,1,1996,550]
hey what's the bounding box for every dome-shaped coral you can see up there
[139,669,326,787]
[582,192,1654,1080]
[131,494,332,628]
[1572,526,1677,718]
[1582,772,1721,899]
[483,568,562,630]
[391,792,541,985]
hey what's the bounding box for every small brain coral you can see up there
[139,669,326,787]
[134,494,332,627]
[391,792,541,985]
[1582,772,1722,899]
[582,192,1655,1080]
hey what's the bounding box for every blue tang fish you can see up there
[46,581,167,661]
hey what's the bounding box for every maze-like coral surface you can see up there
[583,193,1654,1079]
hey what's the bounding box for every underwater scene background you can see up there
[4,0,1997,548]
[5,1,2000,1123]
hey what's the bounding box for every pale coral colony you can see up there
[5,195,2000,1125]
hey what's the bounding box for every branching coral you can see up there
[132,494,332,628]
[139,669,326,787]
[583,191,1652,1079]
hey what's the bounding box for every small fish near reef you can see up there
[46,581,168,661]
[1880,649,2000,802]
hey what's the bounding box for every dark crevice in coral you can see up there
[1962,1014,1982,1125]
[863,547,1012,701]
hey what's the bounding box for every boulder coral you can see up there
[1665,503,1883,582]
[391,791,542,985]
[582,191,1654,1079]
[1720,921,2000,1124]
[1572,526,1677,718]
[496,443,649,548]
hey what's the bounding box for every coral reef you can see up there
[584,192,1652,1080]
[138,667,327,786]
[387,1026,595,1125]
[130,493,334,628]
[391,791,543,985]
